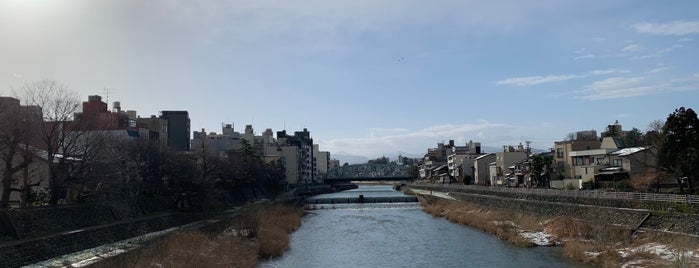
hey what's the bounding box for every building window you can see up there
[612,159,622,167]
[556,148,564,158]
[596,158,605,165]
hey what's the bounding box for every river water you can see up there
[260,185,590,268]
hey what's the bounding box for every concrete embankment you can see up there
[0,192,308,267]
[407,184,699,237]
[0,210,206,268]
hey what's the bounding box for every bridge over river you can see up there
[324,163,413,182]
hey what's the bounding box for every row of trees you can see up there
[1,80,285,209]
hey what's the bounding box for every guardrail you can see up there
[412,182,699,204]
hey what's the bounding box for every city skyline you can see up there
[2,0,698,159]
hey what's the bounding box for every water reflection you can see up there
[260,185,589,268]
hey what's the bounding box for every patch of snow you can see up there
[585,251,601,257]
[610,147,648,156]
[519,231,556,246]
[619,243,675,260]
[618,242,699,267]
[620,259,648,268]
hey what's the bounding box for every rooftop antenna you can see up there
[102,87,113,104]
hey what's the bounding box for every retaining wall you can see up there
[2,205,116,239]
[409,184,699,236]
[0,212,202,268]
[411,184,697,213]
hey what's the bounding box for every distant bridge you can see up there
[325,163,414,182]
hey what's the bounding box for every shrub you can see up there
[258,224,290,258]
[614,181,633,191]
[581,181,595,190]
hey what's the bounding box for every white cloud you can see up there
[621,44,643,52]
[573,48,598,60]
[497,69,629,87]
[580,85,663,100]
[633,44,683,59]
[679,37,693,42]
[586,77,646,91]
[647,66,672,73]
[586,69,630,76]
[632,21,699,35]
[319,121,525,157]
[577,74,699,100]
[578,76,657,100]
[574,53,597,60]
[496,74,579,86]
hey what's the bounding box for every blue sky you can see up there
[1,0,698,161]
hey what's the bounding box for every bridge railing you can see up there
[326,164,412,179]
[412,182,699,204]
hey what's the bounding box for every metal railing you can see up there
[412,182,699,204]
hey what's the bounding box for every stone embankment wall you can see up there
[0,199,196,268]
[408,184,699,237]
[410,184,698,212]
[0,212,202,268]
[3,205,116,238]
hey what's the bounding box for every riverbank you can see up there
[412,188,699,267]
[88,202,303,268]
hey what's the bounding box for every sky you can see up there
[1,0,698,162]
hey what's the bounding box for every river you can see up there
[260,185,590,268]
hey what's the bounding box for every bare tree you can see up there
[1,98,28,207]
[14,80,89,205]
[0,97,44,208]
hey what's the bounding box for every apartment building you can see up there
[473,153,496,185]
[553,131,602,183]
[160,111,190,151]
[492,145,528,186]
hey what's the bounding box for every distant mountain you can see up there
[332,151,423,165]
[331,153,370,165]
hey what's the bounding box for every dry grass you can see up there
[418,195,699,267]
[420,197,539,247]
[545,216,590,239]
[403,189,416,196]
[91,203,303,268]
[258,224,290,258]
[562,240,598,263]
[91,230,258,268]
